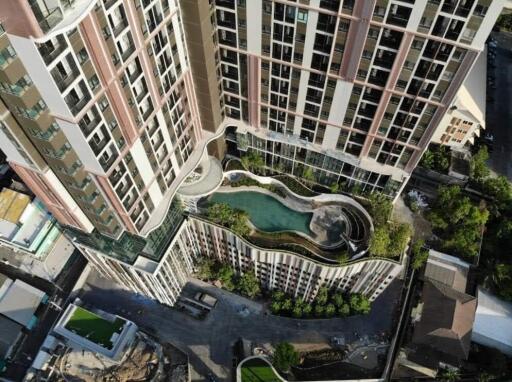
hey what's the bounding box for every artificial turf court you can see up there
[241,358,282,382]
[64,306,125,349]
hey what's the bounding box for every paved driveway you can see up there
[79,272,401,381]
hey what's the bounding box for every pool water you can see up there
[209,191,313,235]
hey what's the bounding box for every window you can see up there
[88,74,100,90]
[297,9,308,23]
[77,48,89,64]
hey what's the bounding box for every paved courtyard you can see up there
[79,271,402,381]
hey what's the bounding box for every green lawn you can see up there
[65,307,125,349]
[241,359,281,382]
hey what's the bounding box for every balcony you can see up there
[120,42,135,62]
[65,82,91,115]
[135,83,149,103]
[111,18,128,38]
[386,6,412,28]
[30,0,94,36]
[38,36,67,65]
[89,126,109,155]
[99,146,118,171]
[373,50,396,70]
[127,64,143,84]
[29,0,64,33]
[51,66,80,92]
[79,113,101,136]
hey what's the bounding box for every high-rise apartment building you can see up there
[0,0,505,305]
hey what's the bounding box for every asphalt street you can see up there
[486,31,512,179]
[80,271,402,382]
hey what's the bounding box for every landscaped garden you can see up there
[241,358,281,382]
[65,306,125,350]
[269,286,371,319]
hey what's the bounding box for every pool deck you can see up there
[215,186,349,248]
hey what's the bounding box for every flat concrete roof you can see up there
[0,279,46,328]
[0,315,23,359]
[0,188,30,224]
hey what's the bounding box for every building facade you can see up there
[0,0,506,306]
[212,0,502,195]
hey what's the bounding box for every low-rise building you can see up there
[0,274,47,329]
[0,187,75,281]
[0,315,23,372]
[395,251,477,379]
[53,303,137,361]
[0,273,48,371]
[472,288,512,356]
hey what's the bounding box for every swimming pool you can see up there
[209,191,313,235]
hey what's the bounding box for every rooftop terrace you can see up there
[64,306,125,350]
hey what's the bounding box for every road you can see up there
[0,251,87,381]
[80,271,402,382]
[486,31,512,179]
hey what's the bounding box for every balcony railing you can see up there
[51,69,80,92]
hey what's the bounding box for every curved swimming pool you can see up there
[209,191,313,235]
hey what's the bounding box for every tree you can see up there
[497,13,512,30]
[325,303,336,317]
[303,304,313,316]
[332,293,344,308]
[272,291,285,302]
[428,185,488,257]
[314,304,325,317]
[195,258,215,280]
[282,298,293,312]
[302,166,315,187]
[492,263,512,301]
[471,146,490,180]
[438,368,460,382]
[315,287,329,306]
[420,149,435,169]
[420,146,451,173]
[387,223,412,256]
[369,227,391,257]
[339,303,350,317]
[230,211,251,237]
[207,203,251,237]
[330,182,340,194]
[411,239,429,270]
[367,192,393,227]
[217,264,235,291]
[270,301,282,314]
[350,294,371,315]
[241,150,265,174]
[272,342,299,374]
[237,271,260,298]
[207,203,232,225]
[292,305,303,318]
[481,176,512,208]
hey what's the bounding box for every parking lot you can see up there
[79,271,402,381]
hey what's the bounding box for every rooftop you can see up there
[0,188,30,224]
[64,306,125,350]
[0,315,23,362]
[0,276,46,328]
[424,249,471,293]
[472,288,512,356]
[412,280,476,362]
[54,303,137,360]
